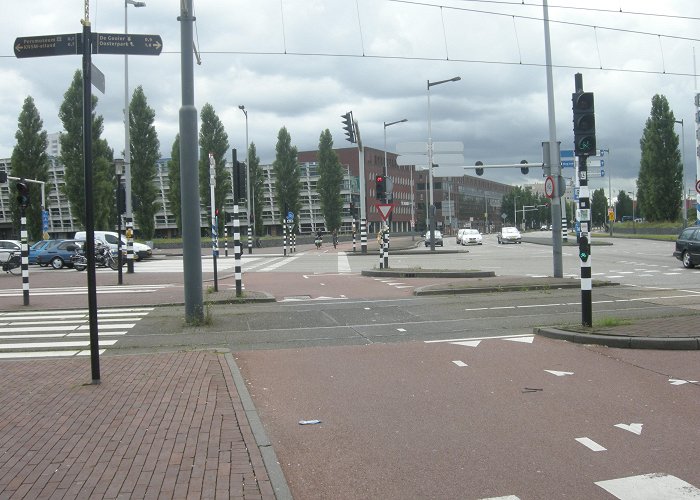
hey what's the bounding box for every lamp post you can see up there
[238,105,252,252]
[674,119,687,226]
[124,0,145,274]
[627,190,636,234]
[427,76,460,250]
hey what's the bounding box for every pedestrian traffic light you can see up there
[475,161,484,176]
[117,181,126,214]
[341,111,355,144]
[578,235,590,262]
[572,91,596,156]
[16,179,30,208]
[376,175,386,201]
[520,160,529,175]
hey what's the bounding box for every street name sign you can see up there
[14,33,80,58]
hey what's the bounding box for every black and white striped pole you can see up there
[234,204,242,296]
[572,73,595,326]
[20,208,29,306]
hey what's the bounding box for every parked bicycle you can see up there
[1,251,21,275]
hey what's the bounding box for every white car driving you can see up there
[459,229,483,245]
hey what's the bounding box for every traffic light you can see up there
[232,148,247,202]
[578,235,590,262]
[117,181,126,214]
[0,171,7,183]
[349,202,355,217]
[16,179,30,208]
[475,161,484,176]
[520,160,529,175]
[572,91,596,156]
[341,112,355,144]
[376,175,386,201]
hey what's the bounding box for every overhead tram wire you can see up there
[418,0,700,22]
[386,0,700,43]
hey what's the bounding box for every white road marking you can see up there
[614,423,643,435]
[575,437,606,452]
[545,370,574,377]
[669,378,699,385]
[452,360,468,367]
[596,473,700,499]
[504,336,534,343]
[259,256,299,272]
[450,340,482,347]
[397,328,406,332]
[426,333,535,344]
[479,496,520,500]
[337,252,351,273]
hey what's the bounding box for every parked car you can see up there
[673,226,700,268]
[459,229,483,245]
[0,240,21,265]
[35,239,84,269]
[424,230,443,247]
[74,231,152,261]
[497,227,522,244]
[29,239,60,265]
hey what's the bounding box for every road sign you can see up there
[696,179,700,194]
[544,176,555,198]
[92,33,163,55]
[286,211,294,222]
[14,33,80,58]
[376,204,394,221]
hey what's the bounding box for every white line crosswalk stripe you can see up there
[0,307,152,359]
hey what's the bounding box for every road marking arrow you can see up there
[614,423,643,435]
[669,378,698,385]
[544,370,574,377]
[450,340,482,347]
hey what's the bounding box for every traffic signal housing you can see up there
[572,91,596,156]
[520,160,529,175]
[578,235,590,262]
[341,112,356,144]
[117,181,126,214]
[232,148,247,202]
[475,161,484,176]
[16,179,30,208]
[376,175,386,201]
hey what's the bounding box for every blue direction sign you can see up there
[560,149,575,168]
[14,33,80,58]
[92,33,162,55]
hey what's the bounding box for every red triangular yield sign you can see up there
[376,204,394,221]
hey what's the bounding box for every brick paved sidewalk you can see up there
[0,352,275,499]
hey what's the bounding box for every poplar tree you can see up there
[10,96,49,240]
[58,70,115,230]
[199,103,230,236]
[316,129,344,232]
[129,86,160,239]
[167,134,182,233]
[272,127,301,231]
[637,94,683,221]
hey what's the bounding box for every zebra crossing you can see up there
[0,283,175,298]
[0,307,153,359]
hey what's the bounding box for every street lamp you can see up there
[627,190,636,234]
[427,76,460,249]
[238,105,252,244]
[124,0,145,273]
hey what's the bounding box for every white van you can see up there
[74,231,152,260]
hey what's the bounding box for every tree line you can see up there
[8,70,346,242]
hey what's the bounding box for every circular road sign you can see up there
[696,179,700,194]
[544,175,555,198]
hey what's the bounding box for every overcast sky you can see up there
[1,0,699,197]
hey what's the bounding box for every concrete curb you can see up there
[362,270,495,279]
[534,327,700,350]
[225,353,294,500]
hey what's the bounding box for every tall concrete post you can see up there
[179,0,203,322]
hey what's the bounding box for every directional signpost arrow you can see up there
[14,33,81,58]
[92,33,163,55]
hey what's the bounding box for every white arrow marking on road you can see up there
[503,336,534,343]
[669,378,699,385]
[450,340,482,347]
[545,370,574,377]
[452,360,468,367]
[575,437,606,452]
[614,423,643,435]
